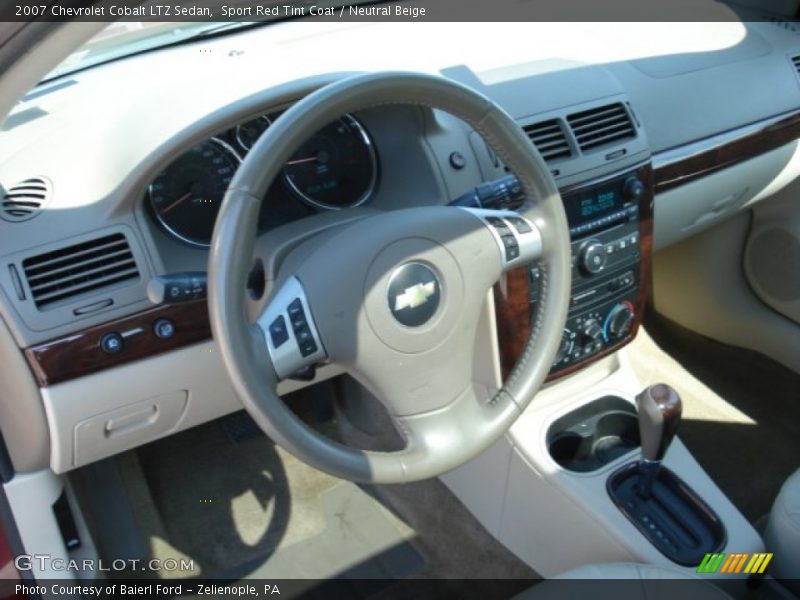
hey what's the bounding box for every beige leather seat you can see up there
[514,562,731,600]
[764,468,800,592]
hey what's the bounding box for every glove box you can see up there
[73,391,187,467]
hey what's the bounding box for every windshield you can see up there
[46,22,254,81]
[46,0,365,82]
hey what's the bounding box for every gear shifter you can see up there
[635,384,682,498]
[608,383,725,565]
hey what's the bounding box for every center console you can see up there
[446,159,762,587]
[494,161,653,380]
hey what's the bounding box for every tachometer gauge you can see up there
[235,115,271,151]
[283,114,377,210]
[148,138,241,247]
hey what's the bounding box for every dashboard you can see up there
[3,18,800,475]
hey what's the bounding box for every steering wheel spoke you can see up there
[255,276,327,380]
[389,383,521,479]
[460,207,544,274]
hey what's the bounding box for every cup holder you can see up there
[547,396,640,472]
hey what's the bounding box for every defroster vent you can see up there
[22,233,139,309]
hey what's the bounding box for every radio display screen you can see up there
[564,181,625,226]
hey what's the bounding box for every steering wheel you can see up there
[209,72,571,483]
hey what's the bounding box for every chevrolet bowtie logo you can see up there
[394,281,436,311]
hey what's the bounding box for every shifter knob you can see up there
[635,384,682,463]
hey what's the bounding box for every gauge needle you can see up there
[286,156,317,165]
[161,191,193,214]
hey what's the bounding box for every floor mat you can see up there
[635,315,800,522]
[127,416,423,582]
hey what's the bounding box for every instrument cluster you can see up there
[146,112,379,247]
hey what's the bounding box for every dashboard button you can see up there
[100,332,123,355]
[449,151,467,170]
[268,316,289,348]
[153,318,175,339]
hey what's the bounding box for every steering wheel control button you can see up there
[461,208,543,270]
[502,235,520,260]
[287,298,304,318]
[100,332,123,355]
[506,216,533,234]
[298,338,318,358]
[285,298,318,355]
[294,327,313,344]
[268,316,289,348]
[387,263,441,327]
[153,318,175,339]
[257,277,326,380]
[485,216,510,234]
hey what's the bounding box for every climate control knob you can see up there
[581,319,604,344]
[605,302,635,340]
[579,240,607,275]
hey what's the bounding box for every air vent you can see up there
[791,54,800,77]
[1,177,51,222]
[22,233,139,309]
[567,103,636,153]
[523,119,572,162]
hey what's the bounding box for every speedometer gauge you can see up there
[283,115,377,210]
[148,139,240,247]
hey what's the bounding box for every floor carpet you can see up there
[111,405,536,598]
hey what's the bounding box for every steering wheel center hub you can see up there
[363,236,464,354]
[387,262,441,327]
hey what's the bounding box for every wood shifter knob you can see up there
[635,384,682,463]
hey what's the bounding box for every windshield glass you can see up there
[46,0,381,80]
[46,22,253,81]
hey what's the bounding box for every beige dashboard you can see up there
[2,20,800,475]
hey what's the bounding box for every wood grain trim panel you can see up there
[23,300,211,387]
[494,162,654,382]
[493,268,531,381]
[653,109,800,193]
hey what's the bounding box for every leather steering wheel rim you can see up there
[208,71,571,483]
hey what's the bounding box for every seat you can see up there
[513,562,732,600]
[764,467,800,592]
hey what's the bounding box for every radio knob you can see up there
[606,303,635,340]
[623,176,645,201]
[581,319,604,344]
[580,240,607,275]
